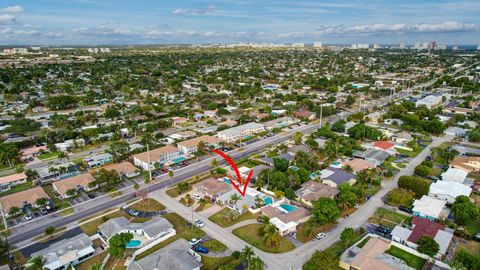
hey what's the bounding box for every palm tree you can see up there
[57,151,67,161]
[230,194,242,205]
[240,246,255,269]
[27,255,46,270]
[168,170,174,187]
[89,263,102,270]
[8,206,21,217]
[210,158,219,168]
[250,256,264,270]
[261,223,282,247]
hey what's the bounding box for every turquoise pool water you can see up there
[171,156,186,163]
[223,177,231,184]
[332,161,341,166]
[263,196,273,205]
[126,240,142,248]
[279,203,298,213]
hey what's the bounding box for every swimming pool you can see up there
[332,161,341,166]
[263,196,273,205]
[171,156,187,163]
[126,240,142,248]
[222,177,231,184]
[279,203,298,213]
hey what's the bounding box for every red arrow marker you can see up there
[213,149,252,196]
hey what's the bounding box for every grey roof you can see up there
[287,145,310,154]
[252,165,271,178]
[217,122,264,137]
[99,216,173,239]
[128,239,202,270]
[217,189,257,211]
[31,233,93,266]
[355,149,389,163]
[320,167,357,185]
[260,153,294,165]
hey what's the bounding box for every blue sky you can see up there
[0,0,479,45]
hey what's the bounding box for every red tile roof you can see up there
[373,141,395,150]
[407,217,445,243]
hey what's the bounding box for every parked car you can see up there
[40,208,49,215]
[193,194,201,200]
[194,246,209,254]
[87,193,96,199]
[315,232,326,239]
[398,206,412,213]
[24,214,32,221]
[188,238,202,246]
[194,219,205,228]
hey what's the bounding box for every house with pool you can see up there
[216,186,274,214]
[260,201,311,236]
[192,177,232,200]
[98,216,176,248]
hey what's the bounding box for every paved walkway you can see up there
[226,219,260,232]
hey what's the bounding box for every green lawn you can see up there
[75,252,107,270]
[396,148,422,158]
[129,198,165,212]
[0,181,33,197]
[368,208,412,229]
[201,256,239,270]
[296,222,336,243]
[165,185,191,198]
[135,213,205,260]
[464,218,480,237]
[356,236,371,248]
[209,208,260,227]
[203,239,227,252]
[386,246,426,270]
[38,151,60,160]
[232,224,294,253]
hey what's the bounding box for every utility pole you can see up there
[319,105,323,129]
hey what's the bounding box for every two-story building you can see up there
[133,145,182,170]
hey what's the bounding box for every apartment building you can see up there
[133,145,182,170]
[217,122,265,142]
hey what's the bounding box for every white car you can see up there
[315,232,326,239]
[193,194,201,200]
[194,219,205,228]
[188,238,201,246]
[24,214,33,221]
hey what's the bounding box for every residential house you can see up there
[35,162,79,183]
[354,149,390,166]
[52,173,96,199]
[412,195,447,221]
[293,110,316,121]
[216,187,263,213]
[287,145,311,156]
[20,145,48,160]
[391,217,454,257]
[373,141,397,154]
[391,132,413,144]
[295,181,339,207]
[172,116,188,126]
[169,131,196,141]
[260,153,294,167]
[83,153,113,168]
[339,237,415,270]
[133,145,182,170]
[450,156,480,173]
[415,95,444,109]
[90,161,140,178]
[127,239,202,270]
[428,181,472,204]
[99,216,175,243]
[219,119,237,127]
[0,187,49,216]
[261,204,311,235]
[192,178,231,199]
[30,233,95,270]
[217,122,265,142]
[341,158,376,173]
[178,135,221,155]
[54,139,85,152]
[445,126,467,137]
[0,172,28,192]
[441,167,468,183]
[320,167,357,188]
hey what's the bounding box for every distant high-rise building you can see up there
[399,43,406,49]
[313,41,323,48]
[291,43,304,48]
[477,45,480,51]
[414,42,421,49]
[452,46,459,51]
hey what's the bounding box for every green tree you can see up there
[417,236,439,257]
[414,164,431,177]
[26,255,46,270]
[451,195,479,225]
[311,198,340,225]
[340,228,356,247]
[8,206,21,216]
[260,223,282,247]
[44,226,55,238]
[273,157,289,172]
[108,232,133,257]
[230,193,242,205]
[336,183,358,210]
[303,249,339,270]
[293,132,303,145]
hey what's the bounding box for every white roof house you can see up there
[429,181,472,204]
[217,122,265,142]
[441,168,468,183]
[412,196,447,221]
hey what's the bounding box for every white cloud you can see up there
[315,22,478,35]
[0,14,16,24]
[0,5,23,14]
[172,5,216,15]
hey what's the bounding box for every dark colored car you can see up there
[87,193,96,199]
[399,206,412,213]
[194,246,209,254]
